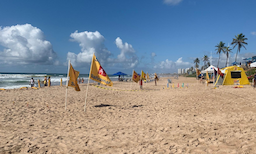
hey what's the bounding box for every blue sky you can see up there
[0,0,256,74]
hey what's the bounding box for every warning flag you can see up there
[141,70,146,80]
[132,70,140,83]
[89,54,113,86]
[68,63,80,91]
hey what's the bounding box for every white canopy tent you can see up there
[250,62,256,67]
[201,65,217,73]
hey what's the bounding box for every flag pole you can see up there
[65,60,70,111]
[130,70,134,89]
[84,54,94,112]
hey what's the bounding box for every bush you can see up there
[246,68,256,82]
[186,73,197,77]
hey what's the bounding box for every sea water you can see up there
[0,73,128,89]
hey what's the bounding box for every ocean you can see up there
[0,73,130,89]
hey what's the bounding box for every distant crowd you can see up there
[30,76,51,88]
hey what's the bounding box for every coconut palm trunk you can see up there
[235,48,239,63]
[226,54,228,67]
[217,53,220,68]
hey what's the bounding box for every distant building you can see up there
[185,68,189,73]
[178,69,182,74]
[181,69,185,74]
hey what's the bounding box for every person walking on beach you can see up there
[81,78,84,83]
[30,78,35,87]
[78,78,81,84]
[154,73,158,86]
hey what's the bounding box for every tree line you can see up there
[193,33,248,70]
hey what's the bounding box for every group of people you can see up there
[139,73,159,89]
[78,78,84,84]
[30,76,51,88]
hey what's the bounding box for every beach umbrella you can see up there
[113,72,127,76]
[113,72,128,81]
[232,62,238,65]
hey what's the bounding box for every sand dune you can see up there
[1,77,256,153]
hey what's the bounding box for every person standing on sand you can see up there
[30,78,35,87]
[78,78,81,84]
[44,77,47,86]
[254,73,256,88]
[154,73,158,86]
[48,76,51,86]
[81,78,84,83]
[139,79,143,89]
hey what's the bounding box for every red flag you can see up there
[98,66,106,76]
[218,68,224,77]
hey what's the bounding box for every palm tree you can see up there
[231,33,248,63]
[215,41,226,68]
[201,66,204,71]
[224,46,232,67]
[190,66,194,72]
[195,63,199,69]
[203,55,209,69]
[207,62,211,67]
[194,58,200,69]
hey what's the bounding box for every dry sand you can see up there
[1,77,256,154]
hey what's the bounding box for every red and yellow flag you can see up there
[89,54,113,86]
[141,70,146,80]
[68,63,80,91]
[132,70,140,83]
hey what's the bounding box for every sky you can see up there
[0,0,256,74]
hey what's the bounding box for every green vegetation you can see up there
[215,41,225,68]
[186,73,196,77]
[231,33,248,63]
[224,46,232,67]
[246,68,256,82]
[194,58,200,69]
[203,55,209,70]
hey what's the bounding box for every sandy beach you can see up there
[1,77,256,153]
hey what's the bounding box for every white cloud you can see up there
[151,52,156,57]
[0,24,57,65]
[154,57,191,72]
[251,32,256,35]
[163,0,183,5]
[115,37,138,68]
[67,31,138,68]
[68,30,111,66]
[175,57,190,65]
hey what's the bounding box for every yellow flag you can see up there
[146,73,150,80]
[89,54,113,86]
[68,63,80,91]
[141,70,146,80]
[206,71,209,81]
[132,70,140,83]
[196,69,201,77]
